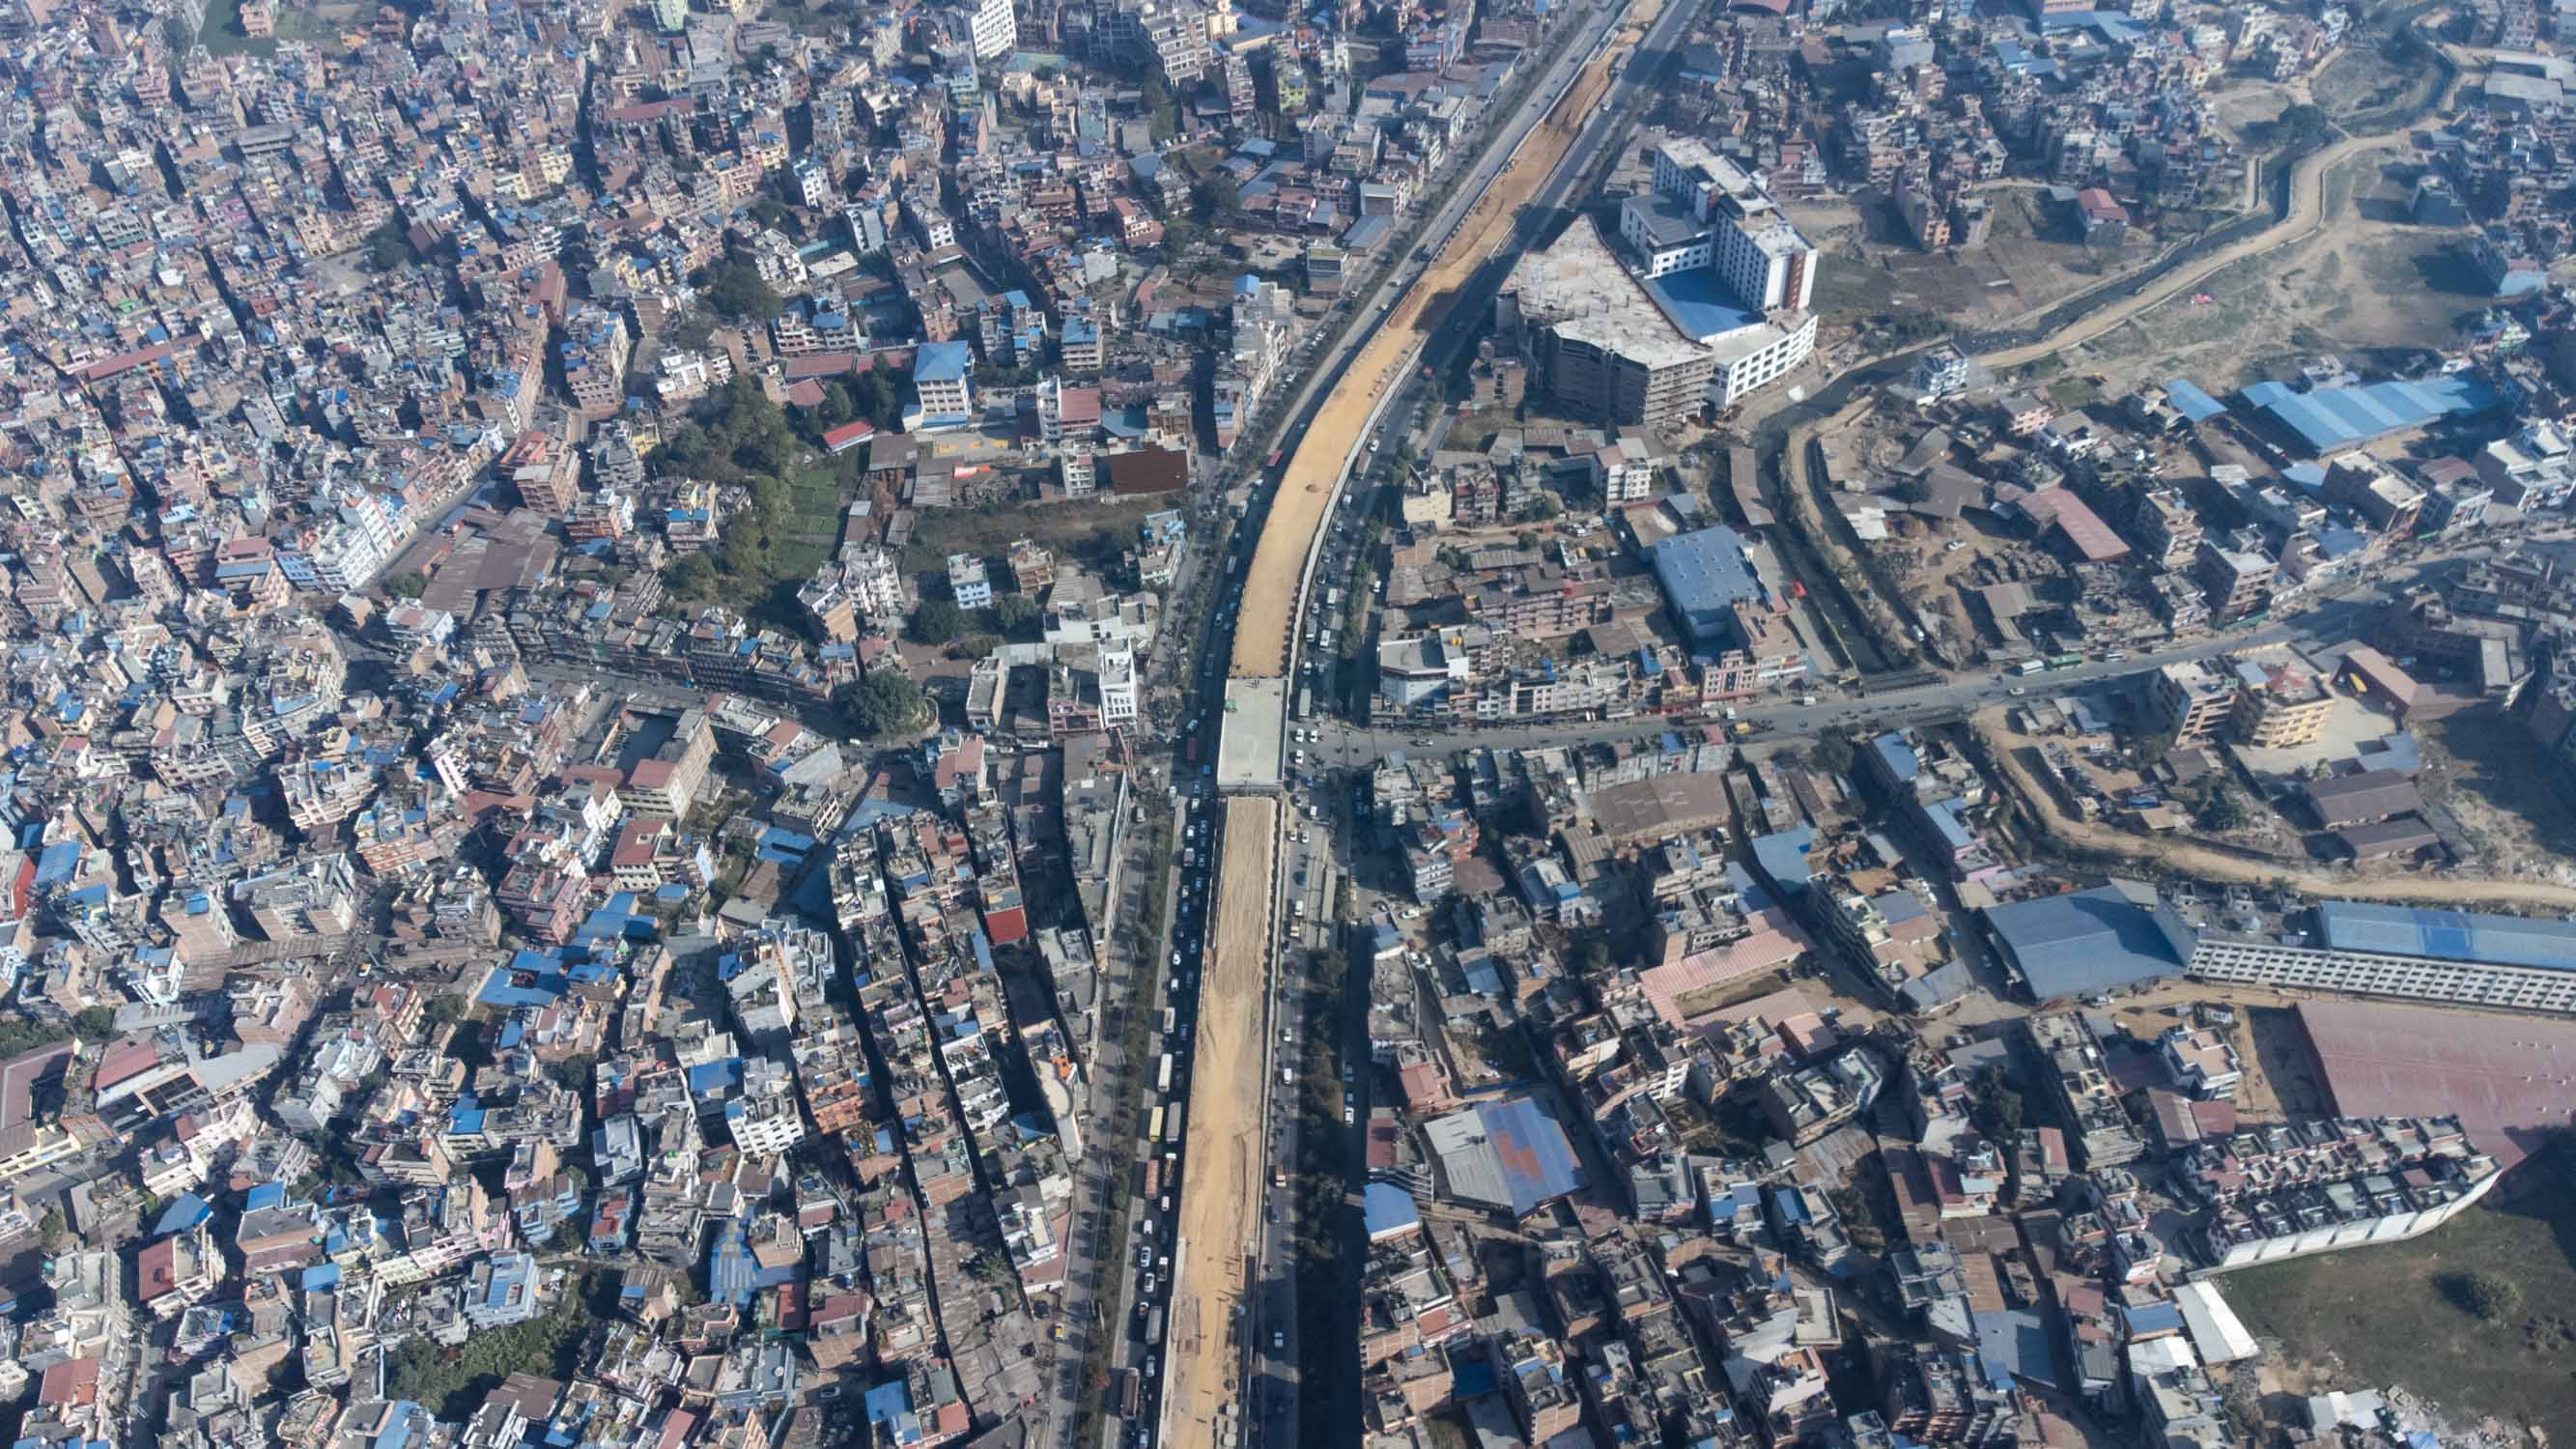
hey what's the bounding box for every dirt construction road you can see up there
[1974,710,2576,911]
[1163,798,1277,1449]
[1974,130,2403,372]
[1228,5,1643,679]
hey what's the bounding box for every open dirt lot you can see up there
[1164,797,1277,1449]
[1230,5,1646,678]
[1793,185,2155,336]
[1979,133,2430,379]
[2067,151,2476,393]
[2421,711,2576,881]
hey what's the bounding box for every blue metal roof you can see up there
[2317,899,2576,972]
[1478,1097,1587,1215]
[1983,885,2186,998]
[1362,1183,1421,1238]
[2243,375,2500,454]
[914,339,972,383]
[1643,266,1759,341]
[2163,378,2227,423]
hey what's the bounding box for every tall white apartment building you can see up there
[968,0,1017,60]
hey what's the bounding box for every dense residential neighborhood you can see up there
[5,0,2576,1443]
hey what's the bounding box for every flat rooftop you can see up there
[1505,217,1711,371]
[2298,998,2576,1167]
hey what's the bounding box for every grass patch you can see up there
[2222,1151,2576,1443]
[900,495,1173,576]
[1815,252,1899,323]
[2046,377,2103,411]
[194,0,346,55]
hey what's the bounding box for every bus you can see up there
[1147,1105,1165,1143]
[1146,1307,1165,1346]
[1120,1370,1142,1418]
[1157,1054,1175,1093]
[2045,652,2083,670]
[1165,1103,1185,1143]
[1186,735,1201,765]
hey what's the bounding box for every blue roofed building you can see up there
[1651,526,1765,649]
[1362,1183,1423,1242]
[908,340,975,431]
[2190,898,2576,1011]
[1981,882,2194,1000]
[2241,375,2501,456]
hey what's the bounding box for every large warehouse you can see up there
[1423,1096,1588,1218]
[2295,998,2576,1168]
[2191,900,2576,1015]
[1980,882,2194,1000]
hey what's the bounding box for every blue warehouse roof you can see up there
[2317,899,2576,972]
[1983,884,2187,999]
[2241,375,2500,454]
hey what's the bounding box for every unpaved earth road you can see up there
[1973,709,2576,911]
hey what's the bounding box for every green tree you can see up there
[699,260,782,322]
[2196,785,2249,832]
[552,1054,595,1094]
[36,1209,65,1247]
[837,670,932,739]
[1196,172,1242,222]
[909,598,966,643]
[1969,1064,2024,1141]
[364,218,415,272]
[2443,1270,2522,1321]
[2274,102,2332,152]
[666,308,718,352]
[857,370,902,430]
[668,553,721,603]
[72,1006,117,1040]
[382,570,428,599]
[1808,730,1856,775]
[816,382,856,431]
[994,594,1041,637]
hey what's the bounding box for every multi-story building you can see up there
[2195,530,2275,622]
[2150,660,2234,744]
[949,554,994,610]
[2230,657,2335,747]
[2190,899,2576,1014]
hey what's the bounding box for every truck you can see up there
[1120,1370,1142,1418]
[1166,1103,1185,1143]
[2012,658,2046,676]
[1146,1308,1166,1346]
[1148,1105,1165,1143]
[1145,1159,1163,1200]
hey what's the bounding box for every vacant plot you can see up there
[899,494,1174,576]
[2223,1153,2576,1444]
[2052,147,2462,392]
[1164,797,1277,1449]
[2422,710,2576,879]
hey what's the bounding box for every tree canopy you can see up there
[908,598,965,644]
[698,260,782,322]
[838,670,932,739]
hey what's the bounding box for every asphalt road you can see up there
[1304,579,2417,769]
